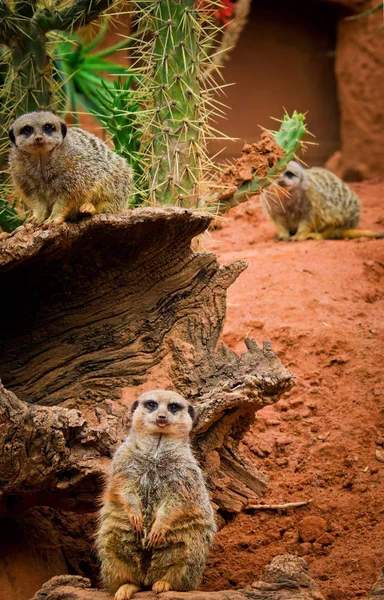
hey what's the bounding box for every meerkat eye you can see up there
[20,125,33,136]
[43,123,56,133]
[143,400,158,411]
[285,171,295,179]
[168,402,183,414]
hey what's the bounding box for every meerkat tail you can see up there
[340,229,384,239]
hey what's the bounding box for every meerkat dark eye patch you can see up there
[20,125,33,136]
[187,404,195,421]
[43,123,56,133]
[285,171,295,179]
[144,400,158,412]
[131,400,139,414]
[168,402,183,414]
[8,128,16,145]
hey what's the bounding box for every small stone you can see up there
[307,400,319,412]
[276,457,288,467]
[289,397,304,408]
[375,449,384,463]
[376,437,384,447]
[282,529,299,543]
[275,436,293,447]
[298,516,328,542]
[312,542,323,555]
[316,532,335,546]
[299,542,312,555]
[265,418,282,426]
[250,439,273,458]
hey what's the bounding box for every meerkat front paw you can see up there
[129,513,143,535]
[115,583,141,600]
[152,580,172,593]
[146,523,167,548]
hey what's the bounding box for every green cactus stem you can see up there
[131,0,226,207]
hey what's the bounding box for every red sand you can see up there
[203,180,384,599]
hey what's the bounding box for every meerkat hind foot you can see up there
[79,202,97,216]
[115,583,141,600]
[152,580,172,594]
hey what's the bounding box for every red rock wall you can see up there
[333,3,384,179]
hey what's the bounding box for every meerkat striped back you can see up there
[306,167,360,229]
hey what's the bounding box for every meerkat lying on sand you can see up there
[262,161,383,241]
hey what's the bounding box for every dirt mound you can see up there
[203,179,384,599]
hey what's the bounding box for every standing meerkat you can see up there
[8,110,134,225]
[96,390,216,600]
[262,161,383,241]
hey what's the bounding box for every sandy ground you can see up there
[202,180,384,599]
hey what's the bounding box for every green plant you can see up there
[346,2,383,20]
[92,75,147,205]
[231,111,308,203]
[53,18,132,123]
[0,183,25,232]
[115,1,308,210]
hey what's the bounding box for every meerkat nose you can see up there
[156,414,168,427]
[34,136,43,143]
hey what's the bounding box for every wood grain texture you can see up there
[30,555,325,600]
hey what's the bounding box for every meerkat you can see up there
[96,390,216,600]
[8,110,134,225]
[262,161,383,241]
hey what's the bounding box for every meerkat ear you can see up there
[131,400,139,414]
[60,121,67,139]
[187,404,195,422]
[8,128,16,145]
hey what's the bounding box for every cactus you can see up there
[91,76,146,205]
[0,0,118,173]
[128,0,231,207]
[125,3,308,210]
[203,111,308,214]
[235,111,308,199]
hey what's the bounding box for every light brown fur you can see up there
[262,161,383,241]
[96,390,216,600]
[8,111,134,225]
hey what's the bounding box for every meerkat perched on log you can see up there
[8,111,134,225]
[262,161,384,241]
[96,390,216,600]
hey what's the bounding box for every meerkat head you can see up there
[130,390,195,439]
[9,111,67,155]
[276,161,306,192]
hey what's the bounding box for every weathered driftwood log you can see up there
[31,555,325,600]
[0,208,294,597]
[0,208,294,516]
